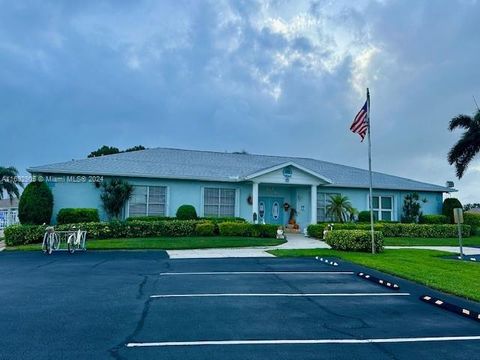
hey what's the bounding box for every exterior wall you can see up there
[42,172,444,225]
[320,186,443,221]
[44,175,254,223]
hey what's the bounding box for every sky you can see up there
[1,0,479,203]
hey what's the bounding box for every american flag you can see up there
[350,100,368,141]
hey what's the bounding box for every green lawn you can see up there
[6,236,285,251]
[268,248,480,302]
[384,236,480,246]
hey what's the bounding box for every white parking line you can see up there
[150,292,410,298]
[126,335,480,347]
[159,271,354,276]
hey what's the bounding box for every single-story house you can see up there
[28,148,452,228]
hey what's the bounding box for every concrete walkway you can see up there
[167,234,480,259]
[167,234,327,259]
[0,240,5,252]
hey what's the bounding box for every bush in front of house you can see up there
[56,208,100,225]
[308,222,470,238]
[324,230,384,252]
[357,211,371,222]
[18,181,54,225]
[463,212,480,235]
[218,222,277,238]
[195,222,215,236]
[419,214,449,224]
[4,224,45,246]
[443,198,463,223]
[4,219,279,246]
[176,205,198,220]
[381,223,470,238]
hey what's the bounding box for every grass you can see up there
[384,236,480,246]
[269,248,480,302]
[6,236,285,251]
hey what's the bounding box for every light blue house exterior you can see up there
[28,148,451,228]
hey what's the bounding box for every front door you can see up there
[258,197,284,225]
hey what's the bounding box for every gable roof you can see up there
[28,147,451,192]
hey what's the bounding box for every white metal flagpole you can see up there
[366,88,375,254]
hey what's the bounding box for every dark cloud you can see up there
[1,0,479,201]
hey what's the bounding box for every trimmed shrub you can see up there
[4,219,279,246]
[464,213,480,235]
[57,208,100,225]
[218,222,277,238]
[358,211,371,222]
[4,224,45,246]
[176,205,198,220]
[325,230,384,253]
[309,222,470,238]
[195,222,215,236]
[18,181,53,225]
[443,198,463,223]
[419,214,449,224]
[381,223,470,238]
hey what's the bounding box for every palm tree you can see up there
[0,166,23,202]
[448,109,480,179]
[326,195,355,223]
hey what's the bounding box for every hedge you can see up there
[419,214,449,224]
[464,213,480,235]
[195,222,215,236]
[4,224,45,246]
[218,222,277,238]
[57,208,100,225]
[324,230,384,253]
[308,223,471,238]
[4,219,270,246]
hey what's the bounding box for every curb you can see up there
[357,272,400,290]
[421,295,480,322]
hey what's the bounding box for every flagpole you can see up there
[366,88,375,254]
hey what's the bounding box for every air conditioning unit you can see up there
[445,181,455,188]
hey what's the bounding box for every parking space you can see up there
[0,252,479,359]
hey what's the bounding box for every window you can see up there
[371,195,393,221]
[128,186,167,217]
[204,188,236,217]
[317,192,340,222]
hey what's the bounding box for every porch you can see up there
[247,162,331,230]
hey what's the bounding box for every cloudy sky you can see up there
[1,0,479,202]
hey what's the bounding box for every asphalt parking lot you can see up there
[0,251,479,360]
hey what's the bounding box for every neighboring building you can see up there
[0,198,20,230]
[28,148,451,229]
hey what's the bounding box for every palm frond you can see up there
[448,114,474,131]
[447,131,480,178]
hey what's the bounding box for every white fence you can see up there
[0,209,19,229]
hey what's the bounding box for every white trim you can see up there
[201,186,238,218]
[126,336,480,348]
[200,187,205,217]
[244,162,332,184]
[150,293,410,298]
[159,271,354,276]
